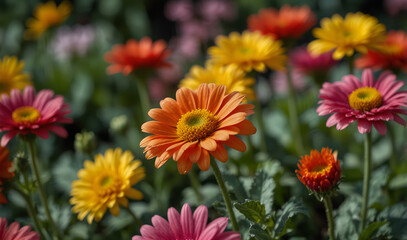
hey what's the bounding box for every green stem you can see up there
[210,158,239,231]
[253,98,268,154]
[347,55,355,75]
[323,196,336,240]
[26,140,62,240]
[388,124,398,171]
[125,206,143,228]
[286,66,306,155]
[134,76,151,123]
[11,186,48,240]
[360,132,372,232]
[188,170,204,203]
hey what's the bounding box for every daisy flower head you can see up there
[0,56,32,96]
[355,31,407,73]
[133,203,241,240]
[0,86,72,146]
[248,5,316,40]
[104,37,171,76]
[24,1,72,40]
[308,12,387,60]
[0,218,39,240]
[317,69,407,135]
[179,63,256,101]
[140,83,256,174]
[296,148,341,195]
[70,148,145,224]
[207,31,287,72]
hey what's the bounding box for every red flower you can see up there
[355,31,407,73]
[0,146,13,204]
[104,37,171,76]
[247,5,316,40]
[296,148,341,193]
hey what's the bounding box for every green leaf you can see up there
[334,196,361,240]
[234,200,266,224]
[358,221,388,240]
[389,173,407,190]
[376,203,407,239]
[249,223,273,240]
[250,171,276,215]
[273,198,308,237]
[224,174,249,202]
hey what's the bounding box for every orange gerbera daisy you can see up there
[0,146,14,204]
[104,37,171,76]
[24,1,72,40]
[296,148,341,194]
[355,31,407,73]
[248,5,316,40]
[140,83,256,174]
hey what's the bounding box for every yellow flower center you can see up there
[240,47,251,54]
[348,87,382,111]
[176,109,219,142]
[100,176,113,187]
[311,164,328,173]
[12,106,41,124]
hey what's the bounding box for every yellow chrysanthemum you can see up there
[0,56,31,95]
[308,12,386,60]
[70,148,145,224]
[179,64,256,101]
[208,31,287,72]
[24,1,72,40]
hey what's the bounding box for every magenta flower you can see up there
[0,86,72,146]
[0,218,39,240]
[290,46,338,74]
[317,69,407,135]
[133,203,241,240]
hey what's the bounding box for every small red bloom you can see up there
[355,31,407,73]
[296,148,341,193]
[0,146,13,204]
[104,37,171,76]
[247,5,316,40]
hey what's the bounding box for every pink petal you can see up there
[139,225,161,239]
[168,207,183,239]
[1,131,17,146]
[46,125,68,138]
[33,90,54,111]
[22,86,35,105]
[151,215,176,239]
[361,69,374,87]
[373,121,387,136]
[10,89,23,109]
[336,118,355,130]
[40,97,64,120]
[214,231,242,240]
[193,205,208,238]
[357,119,372,134]
[180,204,194,238]
[32,129,49,139]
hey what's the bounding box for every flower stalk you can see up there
[360,132,372,232]
[26,138,62,240]
[323,196,336,240]
[125,206,143,228]
[210,158,239,231]
[134,73,151,123]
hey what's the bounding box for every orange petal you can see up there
[234,104,255,116]
[177,158,193,174]
[197,149,210,171]
[207,85,226,113]
[155,152,171,168]
[200,138,217,151]
[188,144,201,163]
[160,98,182,118]
[176,87,197,113]
[218,126,240,135]
[197,83,210,109]
[141,121,177,136]
[235,119,257,135]
[224,135,246,152]
[148,108,178,126]
[173,141,197,161]
[210,130,230,141]
[219,112,246,128]
[211,143,228,162]
[216,92,245,120]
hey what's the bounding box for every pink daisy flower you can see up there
[317,69,407,135]
[0,86,72,146]
[133,203,241,240]
[0,218,39,240]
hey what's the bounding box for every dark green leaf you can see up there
[274,198,308,237]
[376,203,407,239]
[224,174,249,201]
[250,171,276,215]
[235,200,266,224]
[358,221,387,240]
[249,223,273,240]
